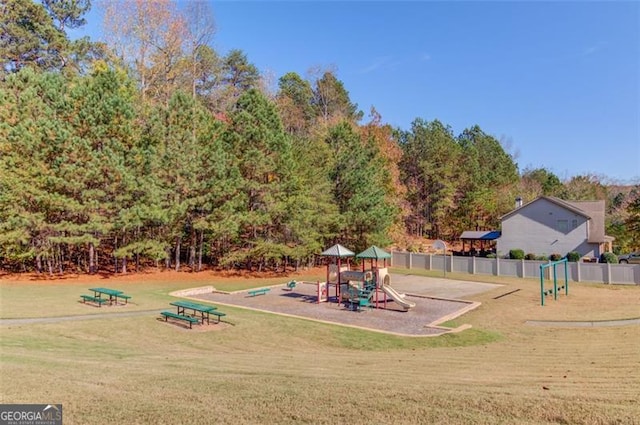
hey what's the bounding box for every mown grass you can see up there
[1,270,639,424]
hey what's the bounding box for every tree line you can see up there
[1,0,638,274]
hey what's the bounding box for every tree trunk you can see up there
[175,236,181,271]
[114,236,118,273]
[57,245,64,274]
[121,236,127,273]
[165,248,171,269]
[189,228,196,270]
[88,242,95,274]
[35,254,42,273]
[197,230,204,272]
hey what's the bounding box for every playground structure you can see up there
[540,258,569,306]
[319,244,416,311]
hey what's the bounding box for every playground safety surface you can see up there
[193,275,501,336]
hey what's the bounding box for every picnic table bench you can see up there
[116,294,132,304]
[87,287,132,305]
[160,311,199,329]
[80,288,131,307]
[209,310,226,323]
[247,288,270,297]
[80,294,109,307]
[169,300,217,325]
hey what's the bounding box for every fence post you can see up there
[564,261,569,295]
[472,255,476,275]
[576,260,581,282]
[408,252,413,270]
[496,256,500,277]
[428,254,432,271]
[521,259,525,278]
[606,262,611,284]
[540,265,545,306]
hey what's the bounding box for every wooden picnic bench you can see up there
[160,311,199,329]
[80,294,109,307]
[247,288,270,297]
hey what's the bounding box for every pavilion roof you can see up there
[459,230,501,240]
[320,244,355,257]
[356,245,391,259]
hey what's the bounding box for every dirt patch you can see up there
[0,267,326,285]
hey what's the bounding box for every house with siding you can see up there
[496,196,613,259]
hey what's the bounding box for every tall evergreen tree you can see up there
[0,0,68,75]
[71,63,149,273]
[457,125,519,230]
[0,68,78,272]
[213,49,260,112]
[312,71,362,124]
[399,119,463,239]
[327,122,396,251]
[360,108,406,241]
[42,0,91,32]
[222,88,299,270]
[276,72,315,137]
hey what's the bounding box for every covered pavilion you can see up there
[459,230,501,256]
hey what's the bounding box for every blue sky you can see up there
[75,1,639,183]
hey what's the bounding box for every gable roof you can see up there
[501,196,607,243]
[501,196,590,221]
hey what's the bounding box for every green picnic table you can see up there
[169,300,217,325]
[88,287,128,305]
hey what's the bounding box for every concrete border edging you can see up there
[169,286,214,297]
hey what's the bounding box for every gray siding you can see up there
[497,198,599,258]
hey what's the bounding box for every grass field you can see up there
[1,268,639,424]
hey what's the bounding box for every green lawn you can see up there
[1,270,639,424]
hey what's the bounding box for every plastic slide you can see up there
[381,285,416,311]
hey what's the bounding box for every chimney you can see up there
[515,197,523,209]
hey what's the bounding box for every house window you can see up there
[572,219,578,229]
[557,220,568,232]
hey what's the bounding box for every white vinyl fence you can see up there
[391,251,640,285]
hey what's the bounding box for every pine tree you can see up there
[222,88,300,270]
[327,122,396,252]
[457,125,519,231]
[399,119,463,239]
[0,68,78,272]
[0,0,68,74]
